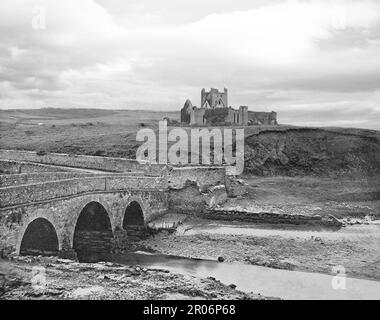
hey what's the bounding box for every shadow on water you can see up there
[110,251,380,300]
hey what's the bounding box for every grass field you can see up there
[0,108,178,158]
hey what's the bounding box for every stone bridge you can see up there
[0,150,228,262]
[1,174,168,261]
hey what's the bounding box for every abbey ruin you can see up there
[180,88,278,126]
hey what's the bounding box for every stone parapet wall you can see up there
[0,160,76,175]
[1,180,78,208]
[105,176,165,191]
[0,175,166,208]
[0,149,166,176]
[0,172,141,187]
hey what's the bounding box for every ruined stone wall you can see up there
[168,166,226,191]
[167,167,227,214]
[204,107,229,125]
[181,99,192,123]
[239,106,249,126]
[248,111,277,125]
[190,108,206,126]
[203,209,342,227]
[189,106,248,126]
[168,183,227,214]
[226,108,236,124]
[201,88,228,108]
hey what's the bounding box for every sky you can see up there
[0,0,380,129]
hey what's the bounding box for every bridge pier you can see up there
[58,248,77,260]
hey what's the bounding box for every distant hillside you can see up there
[0,108,179,123]
[0,108,121,122]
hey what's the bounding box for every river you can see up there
[110,251,380,300]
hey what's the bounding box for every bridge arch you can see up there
[73,201,113,262]
[120,199,149,241]
[19,217,59,256]
[123,200,145,228]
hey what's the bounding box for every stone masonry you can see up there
[180,88,277,126]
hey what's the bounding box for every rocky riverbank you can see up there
[0,255,270,300]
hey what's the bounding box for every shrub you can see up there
[36,150,47,156]
[94,150,106,156]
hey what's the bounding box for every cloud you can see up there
[0,0,380,129]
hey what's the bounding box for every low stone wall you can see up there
[166,167,228,214]
[203,209,342,227]
[0,175,167,208]
[0,149,166,176]
[248,111,277,125]
[0,172,128,187]
[0,160,76,175]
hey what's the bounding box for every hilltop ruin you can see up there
[181,88,278,126]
